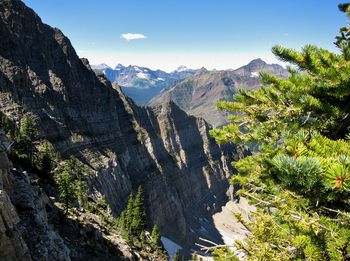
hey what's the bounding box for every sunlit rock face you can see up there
[0,0,242,250]
[149,58,289,127]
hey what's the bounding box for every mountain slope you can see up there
[92,64,196,104]
[0,133,147,260]
[0,0,242,258]
[149,59,289,127]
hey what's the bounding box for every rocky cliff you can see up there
[0,131,165,260]
[0,0,240,258]
[0,131,70,260]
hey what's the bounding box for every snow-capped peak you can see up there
[133,66,142,72]
[91,63,111,70]
[136,72,149,80]
[114,63,124,70]
[176,65,189,72]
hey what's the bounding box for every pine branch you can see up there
[321,206,350,219]
[195,237,234,254]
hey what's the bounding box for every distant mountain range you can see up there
[92,59,289,127]
[148,59,289,127]
[91,64,197,104]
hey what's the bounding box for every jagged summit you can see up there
[91,63,111,70]
[194,67,208,76]
[114,63,124,70]
[174,65,189,72]
[245,58,267,70]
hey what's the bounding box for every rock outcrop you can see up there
[0,131,70,260]
[0,144,31,261]
[0,0,240,257]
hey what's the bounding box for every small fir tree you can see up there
[150,225,162,249]
[124,194,134,240]
[17,113,39,164]
[39,140,55,174]
[76,175,87,209]
[0,113,13,133]
[173,250,180,261]
[131,186,147,235]
[55,164,75,213]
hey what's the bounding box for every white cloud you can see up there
[121,33,147,41]
[77,50,285,72]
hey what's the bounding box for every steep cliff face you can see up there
[114,90,238,244]
[0,131,162,261]
[0,139,31,261]
[0,131,70,261]
[0,0,238,254]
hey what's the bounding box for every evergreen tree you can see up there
[66,156,80,178]
[76,175,87,209]
[150,225,162,249]
[212,248,238,261]
[67,157,88,209]
[210,3,350,260]
[0,113,13,133]
[139,230,146,245]
[131,186,147,235]
[55,164,75,213]
[116,210,126,229]
[19,114,38,141]
[39,140,55,174]
[173,250,180,261]
[123,194,134,240]
[17,113,39,164]
[125,194,134,226]
[116,188,160,250]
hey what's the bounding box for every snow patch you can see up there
[137,72,149,79]
[161,236,182,260]
[157,77,165,81]
[91,63,110,70]
[133,66,142,72]
[217,229,247,260]
[250,72,259,78]
[218,230,235,246]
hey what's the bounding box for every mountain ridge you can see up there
[92,63,197,104]
[149,59,289,127]
[0,0,243,258]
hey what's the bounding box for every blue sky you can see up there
[23,0,346,71]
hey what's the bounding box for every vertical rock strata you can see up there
[0,0,240,255]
